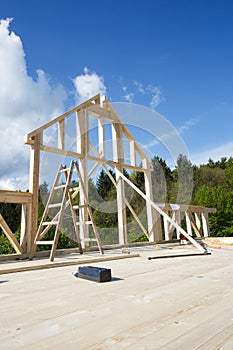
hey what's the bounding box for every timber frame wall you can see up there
[0,95,216,259]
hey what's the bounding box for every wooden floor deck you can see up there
[1,245,233,349]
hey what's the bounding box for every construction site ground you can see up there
[1,243,233,350]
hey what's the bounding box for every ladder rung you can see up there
[60,167,70,173]
[69,187,79,192]
[73,204,86,209]
[76,221,92,225]
[84,238,97,242]
[48,203,62,208]
[35,240,54,245]
[42,221,58,225]
[54,185,66,190]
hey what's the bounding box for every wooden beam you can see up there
[29,134,40,251]
[58,120,65,149]
[143,158,162,242]
[20,204,27,252]
[115,168,207,253]
[202,212,210,237]
[98,117,105,158]
[77,109,89,247]
[185,212,193,236]
[0,214,22,254]
[0,190,32,204]
[88,105,117,122]
[194,213,201,230]
[130,140,136,167]
[41,145,83,159]
[156,203,216,214]
[112,122,127,245]
[188,212,202,238]
[174,210,181,239]
[125,198,149,239]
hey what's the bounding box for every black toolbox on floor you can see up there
[78,266,112,282]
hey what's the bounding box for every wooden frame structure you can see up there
[0,190,32,255]
[0,95,216,259]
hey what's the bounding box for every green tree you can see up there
[171,154,193,204]
[151,156,174,202]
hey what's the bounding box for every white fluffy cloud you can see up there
[0,18,67,190]
[121,80,163,108]
[73,67,106,103]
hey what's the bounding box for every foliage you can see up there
[1,155,233,254]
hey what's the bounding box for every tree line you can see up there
[1,155,233,254]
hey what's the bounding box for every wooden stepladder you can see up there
[30,160,103,261]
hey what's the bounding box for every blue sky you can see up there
[1,0,233,189]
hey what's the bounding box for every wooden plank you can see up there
[27,143,146,173]
[0,214,23,254]
[20,204,27,252]
[194,213,201,230]
[29,134,41,252]
[156,203,216,214]
[0,253,140,275]
[86,156,146,172]
[124,198,149,239]
[87,105,117,122]
[185,212,202,238]
[58,120,65,149]
[98,117,105,158]
[130,140,136,167]
[48,203,62,208]
[77,110,90,248]
[88,162,99,178]
[115,168,207,253]
[36,241,54,245]
[40,144,83,159]
[112,122,127,245]
[0,190,32,204]
[185,212,193,236]
[202,212,210,237]
[143,158,160,242]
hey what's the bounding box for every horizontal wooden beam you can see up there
[40,145,83,159]
[87,105,117,122]
[0,190,32,204]
[157,203,216,214]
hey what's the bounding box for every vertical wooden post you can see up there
[163,211,170,241]
[58,120,65,149]
[194,213,201,232]
[112,122,127,245]
[98,117,105,158]
[185,212,193,236]
[77,109,89,248]
[20,204,27,253]
[201,212,210,237]
[130,140,136,167]
[20,203,32,255]
[29,134,40,251]
[175,210,181,239]
[143,158,162,242]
